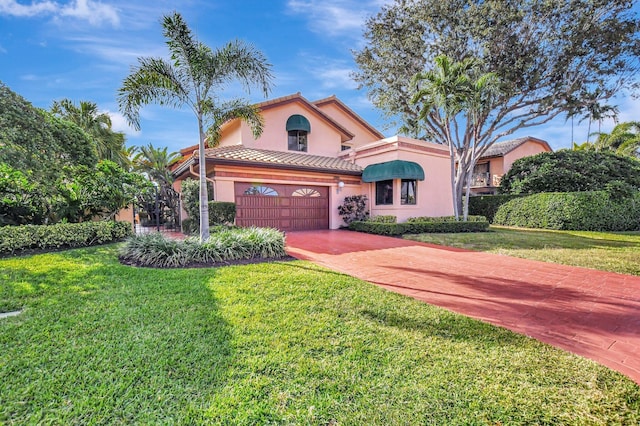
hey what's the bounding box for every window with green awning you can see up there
[362,160,425,182]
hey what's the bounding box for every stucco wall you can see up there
[228,102,346,156]
[314,101,381,149]
[503,142,550,171]
[349,136,454,222]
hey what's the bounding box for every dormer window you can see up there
[286,114,310,152]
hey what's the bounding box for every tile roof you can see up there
[480,137,550,158]
[173,145,362,177]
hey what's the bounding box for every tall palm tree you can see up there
[412,55,499,220]
[51,99,128,167]
[118,12,273,241]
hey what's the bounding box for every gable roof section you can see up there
[480,137,552,159]
[253,92,355,142]
[312,95,385,140]
[172,145,362,177]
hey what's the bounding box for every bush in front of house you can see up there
[119,226,287,268]
[468,194,526,223]
[369,215,397,223]
[338,194,369,225]
[349,215,489,235]
[493,190,640,231]
[0,221,132,255]
[182,201,237,234]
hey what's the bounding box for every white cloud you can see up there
[316,66,358,90]
[0,0,58,17]
[106,110,140,136]
[0,0,119,26]
[286,0,381,38]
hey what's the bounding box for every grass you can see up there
[1,245,639,424]
[405,226,640,276]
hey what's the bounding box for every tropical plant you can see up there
[591,121,640,157]
[118,12,273,241]
[338,195,369,225]
[411,55,500,220]
[133,143,181,187]
[51,99,129,167]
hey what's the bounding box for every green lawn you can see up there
[405,226,640,276]
[1,245,638,424]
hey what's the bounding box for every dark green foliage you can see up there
[119,227,286,267]
[0,163,47,225]
[406,215,487,223]
[0,221,132,255]
[0,82,97,177]
[350,217,489,235]
[338,194,369,224]
[209,202,236,226]
[493,191,640,231]
[368,215,397,223]
[499,151,640,194]
[468,195,526,223]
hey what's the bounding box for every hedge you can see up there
[493,191,640,231]
[349,217,489,235]
[0,221,133,255]
[182,201,236,234]
[468,194,525,223]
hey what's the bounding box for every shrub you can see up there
[493,191,640,231]
[406,215,487,223]
[368,215,397,223]
[468,195,525,223]
[338,195,369,225]
[0,221,132,255]
[209,202,236,225]
[499,150,640,194]
[119,227,287,268]
[349,217,489,235]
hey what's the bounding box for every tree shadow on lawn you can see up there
[0,247,236,424]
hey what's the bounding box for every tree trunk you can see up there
[448,146,459,220]
[198,119,210,242]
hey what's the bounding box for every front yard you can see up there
[1,244,638,424]
[405,226,640,276]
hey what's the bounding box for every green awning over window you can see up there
[286,114,311,132]
[362,160,425,182]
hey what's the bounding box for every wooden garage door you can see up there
[234,183,329,231]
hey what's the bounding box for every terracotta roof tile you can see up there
[200,145,362,174]
[480,137,551,158]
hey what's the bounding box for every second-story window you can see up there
[286,114,311,152]
[288,130,308,152]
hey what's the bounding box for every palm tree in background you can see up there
[118,12,273,241]
[133,143,181,186]
[591,121,640,157]
[51,99,129,167]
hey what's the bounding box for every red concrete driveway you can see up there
[286,230,640,384]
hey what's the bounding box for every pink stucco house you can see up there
[171,93,548,231]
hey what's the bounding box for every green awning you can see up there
[362,160,425,182]
[286,114,311,132]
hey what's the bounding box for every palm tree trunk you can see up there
[198,119,210,242]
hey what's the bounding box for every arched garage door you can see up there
[234,183,329,231]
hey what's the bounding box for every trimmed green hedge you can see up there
[349,217,489,235]
[493,191,640,231]
[0,221,132,255]
[468,195,525,223]
[369,215,397,223]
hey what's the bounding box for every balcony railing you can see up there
[471,172,491,187]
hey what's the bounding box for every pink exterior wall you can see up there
[346,136,454,222]
[503,142,550,171]
[223,101,347,157]
[314,102,382,149]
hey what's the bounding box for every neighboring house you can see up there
[468,137,552,195]
[171,93,546,231]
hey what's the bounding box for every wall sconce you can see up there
[337,181,345,194]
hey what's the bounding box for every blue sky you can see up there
[1,0,638,154]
